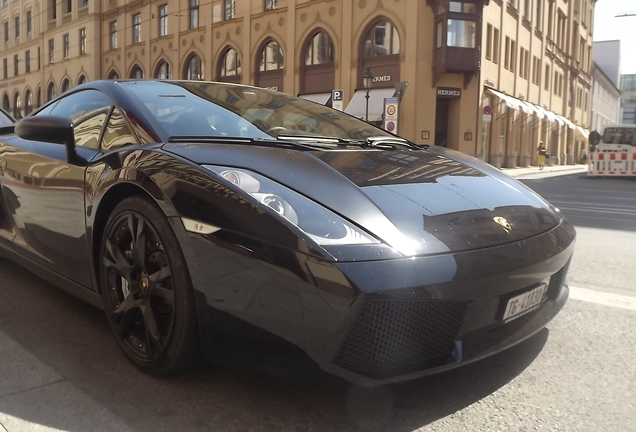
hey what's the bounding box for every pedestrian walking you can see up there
[537,141,547,170]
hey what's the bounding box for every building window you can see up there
[61,78,70,93]
[219,47,241,78]
[4,22,8,44]
[304,32,334,65]
[47,82,56,102]
[130,65,143,79]
[25,50,30,72]
[49,0,57,20]
[155,60,171,79]
[26,11,31,35]
[544,65,550,91]
[184,54,202,80]
[133,13,141,43]
[25,89,32,115]
[189,0,198,29]
[49,39,54,63]
[259,40,283,71]
[264,0,277,11]
[536,0,543,30]
[547,1,554,39]
[83,0,88,7]
[1,0,6,7]
[79,28,86,54]
[109,21,117,49]
[447,19,476,48]
[14,17,19,40]
[2,94,8,111]
[224,0,235,20]
[2,58,6,79]
[504,36,510,70]
[13,54,18,75]
[77,74,86,85]
[107,70,119,80]
[63,34,69,58]
[13,93,20,118]
[510,40,516,72]
[493,27,500,63]
[485,24,492,60]
[159,5,168,37]
[362,20,400,57]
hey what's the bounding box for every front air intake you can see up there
[333,299,466,373]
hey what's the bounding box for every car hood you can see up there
[163,143,561,256]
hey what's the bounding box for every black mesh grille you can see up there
[547,260,570,300]
[334,300,467,373]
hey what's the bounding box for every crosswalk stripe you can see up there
[569,286,636,311]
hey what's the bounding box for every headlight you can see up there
[203,165,379,246]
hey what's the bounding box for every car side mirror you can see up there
[15,115,79,164]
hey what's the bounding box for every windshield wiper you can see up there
[167,135,335,150]
[275,134,421,150]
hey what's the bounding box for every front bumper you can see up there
[185,218,575,387]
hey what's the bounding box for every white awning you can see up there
[345,88,396,121]
[576,125,590,141]
[558,115,576,129]
[299,93,331,105]
[521,101,546,119]
[542,109,564,126]
[487,88,525,111]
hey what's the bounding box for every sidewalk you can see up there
[500,164,588,178]
[0,330,132,432]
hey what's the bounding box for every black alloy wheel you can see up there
[100,196,199,375]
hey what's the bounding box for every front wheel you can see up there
[99,196,200,375]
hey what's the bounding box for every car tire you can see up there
[99,195,200,375]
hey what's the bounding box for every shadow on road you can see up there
[0,261,548,432]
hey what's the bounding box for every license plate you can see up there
[503,285,547,323]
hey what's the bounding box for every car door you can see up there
[0,89,113,289]
[0,107,17,252]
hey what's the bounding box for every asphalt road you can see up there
[0,171,635,431]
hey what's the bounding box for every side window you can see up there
[101,107,137,150]
[49,90,112,149]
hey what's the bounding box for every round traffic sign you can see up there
[483,105,492,115]
[386,121,396,132]
[387,105,396,116]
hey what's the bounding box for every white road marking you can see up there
[569,286,636,311]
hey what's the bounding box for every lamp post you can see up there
[362,67,374,122]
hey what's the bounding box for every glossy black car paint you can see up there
[0,80,575,387]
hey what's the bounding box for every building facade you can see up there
[620,74,636,124]
[479,0,594,167]
[0,0,593,166]
[590,61,620,132]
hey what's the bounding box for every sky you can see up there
[593,0,636,74]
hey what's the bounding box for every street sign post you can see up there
[383,97,399,133]
[332,89,344,111]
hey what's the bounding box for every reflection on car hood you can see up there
[163,143,561,255]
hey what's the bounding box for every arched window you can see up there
[258,40,284,71]
[184,54,203,80]
[305,32,335,66]
[218,47,241,83]
[36,87,41,108]
[47,82,56,102]
[130,65,143,79]
[24,89,33,115]
[2,94,9,111]
[301,31,335,95]
[61,78,70,94]
[13,93,21,118]
[155,60,171,79]
[107,70,120,80]
[362,20,400,58]
[77,75,87,85]
[256,39,284,91]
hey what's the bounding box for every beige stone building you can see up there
[479,0,595,167]
[0,0,593,166]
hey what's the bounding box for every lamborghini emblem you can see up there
[493,216,511,231]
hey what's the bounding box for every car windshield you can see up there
[121,80,394,141]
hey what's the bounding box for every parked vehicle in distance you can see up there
[0,80,575,386]
[588,124,636,176]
